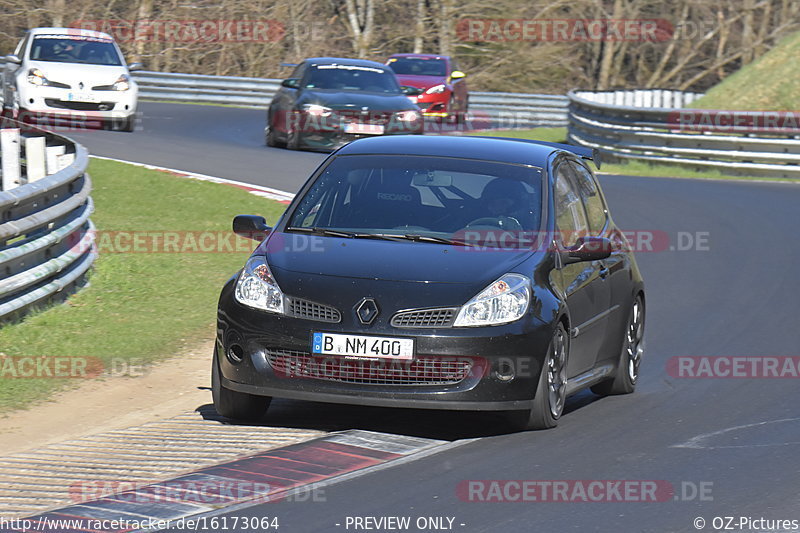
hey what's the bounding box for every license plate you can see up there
[344,123,384,135]
[67,92,99,103]
[312,332,413,360]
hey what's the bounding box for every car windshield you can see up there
[30,35,122,66]
[304,65,400,93]
[387,58,447,77]
[287,155,543,247]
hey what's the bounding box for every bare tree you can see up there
[343,0,375,58]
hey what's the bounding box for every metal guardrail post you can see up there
[0,119,96,322]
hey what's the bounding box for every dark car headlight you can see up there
[301,104,333,117]
[234,256,285,314]
[394,110,421,122]
[454,273,531,327]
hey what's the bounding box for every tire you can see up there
[119,115,135,132]
[508,322,569,431]
[591,294,645,396]
[446,96,458,125]
[265,114,284,147]
[212,352,271,421]
[265,125,278,147]
[286,127,301,150]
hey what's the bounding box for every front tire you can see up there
[591,294,645,396]
[509,322,569,431]
[212,353,271,421]
[286,127,301,150]
[119,115,135,132]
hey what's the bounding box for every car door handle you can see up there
[599,267,610,279]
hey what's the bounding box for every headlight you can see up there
[454,274,530,327]
[27,68,48,86]
[111,74,131,91]
[394,110,420,122]
[425,84,447,94]
[234,256,284,314]
[301,104,332,117]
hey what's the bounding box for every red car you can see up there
[386,54,468,122]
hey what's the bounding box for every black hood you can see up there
[297,90,417,112]
[258,232,533,284]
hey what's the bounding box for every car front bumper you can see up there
[16,83,138,121]
[216,278,553,411]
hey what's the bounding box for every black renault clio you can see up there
[214,135,645,430]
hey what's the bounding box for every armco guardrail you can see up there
[0,118,96,321]
[568,89,800,178]
[130,70,568,126]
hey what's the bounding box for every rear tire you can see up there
[508,323,569,431]
[212,352,271,421]
[591,294,645,396]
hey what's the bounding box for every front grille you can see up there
[44,99,114,111]
[286,298,341,323]
[335,110,394,125]
[391,308,457,328]
[266,349,480,385]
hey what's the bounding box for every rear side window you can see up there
[569,162,607,234]
[554,163,589,247]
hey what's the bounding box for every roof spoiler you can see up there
[280,62,298,68]
[476,137,602,170]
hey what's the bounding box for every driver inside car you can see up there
[478,177,536,230]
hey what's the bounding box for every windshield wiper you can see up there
[286,228,476,246]
[372,233,476,247]
[285,226,356,238]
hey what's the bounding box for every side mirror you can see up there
[281,78,300,89]
[561,236,613,265]
[127,62,144,72]
[5,54,21,64]
[450,70,466,79]
[401,85,423,96]
[233,215,271,240]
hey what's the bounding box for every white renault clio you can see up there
[2,27,141,131]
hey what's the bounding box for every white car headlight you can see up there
[454,273,530,327]
[425,84,447,94]
[301,104,332,117]
[27,68,48,86]
[234,257,284,314]
[395,110,420,122]
[112,74,131,91]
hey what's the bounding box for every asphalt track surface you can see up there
[70,103,800,533]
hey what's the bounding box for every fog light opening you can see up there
[495,360,515,382]
[29,98,35,104]
[227,344,245,363]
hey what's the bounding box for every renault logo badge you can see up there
[355,298,379,325]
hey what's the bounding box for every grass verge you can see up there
[691,31,800,111]
[0,159,286,413]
